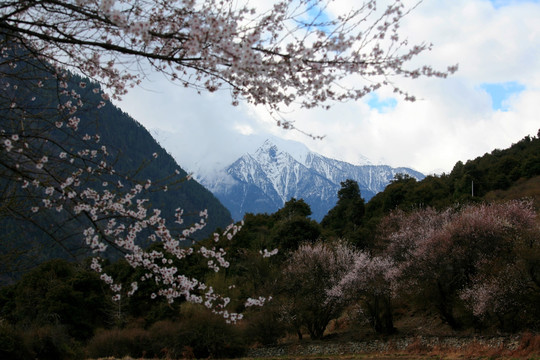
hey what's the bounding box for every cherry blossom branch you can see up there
[1,0,457,114]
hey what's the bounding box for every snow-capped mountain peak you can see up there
[253,138,312,166]
[201,139,424,221]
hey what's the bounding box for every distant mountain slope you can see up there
[201,140,424,221]
[77,79,233,237]
[1,68,232,281]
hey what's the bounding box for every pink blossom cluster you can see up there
[260,248,279,258]
[286,241,357,306]
[329,251,397,300]
[379,200,539,322]
[245,296,272,307]
[1,0,456,127]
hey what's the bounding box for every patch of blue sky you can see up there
[304,2,332,33]
[489,0,540,9]
[367,93,397,113]
[480,81,525,111]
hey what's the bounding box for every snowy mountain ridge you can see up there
[200,139,424,221]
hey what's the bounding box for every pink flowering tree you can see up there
[1,0,454,315]
[379,200,539,330]
[379,206,466,329]
[281,241,356,340]
[458,200,539,330]
[329,252,398,334]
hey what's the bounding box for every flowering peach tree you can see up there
[379,200,539,330]
[329,251,398,334]
[282,241,356,339]
[1,0,455,316]
[457,200,540,329]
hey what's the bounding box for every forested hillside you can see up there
[0,67,232,283]
[69,73,233,235]
[364,131,540,223]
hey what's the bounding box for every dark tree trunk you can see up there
[365,295,396,335]
[436,281,462,330]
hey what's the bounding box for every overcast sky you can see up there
[115,0,540,176]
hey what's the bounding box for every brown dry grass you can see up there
[246,333,540,360]
[484,176,540,209]
[397,332,540,359]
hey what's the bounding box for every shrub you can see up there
[86,327,150,359]
[244,304,287,346]
[146,320,184,359]
[86,306,246,359]
[175,304,245,359]
[0,321,28,360]
[24,325,81,360]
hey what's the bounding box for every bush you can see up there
[0,321,28,360]
[146,320,184,358]
[244,305,287,346]
[86,306,247,359]
[24,325,81,360]
[175,304,245,359]
[86,327,150,359]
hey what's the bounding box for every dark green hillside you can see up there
[0,60,231,281]
[364,130,540,220]
[484,175,540,207]
[72,73,232,234]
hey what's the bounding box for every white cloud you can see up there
[118,0,540,176]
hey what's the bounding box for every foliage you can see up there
[281,240,356,339]
[365,132,540,224]
[459,202,540,330]
[0,321,28,360]
[85,326,151,359]
[379,200,540,330]
[322,180,367,247]
[243,302,288,346]
[272,215,322,251]
[0,259,108,341]
[1,188,539,355]
[86,304,245,359]
[174,303,246,358]
[23,325,82,360]
[330,252,397,334]
[273,198,312,220]
[0,321,82,360]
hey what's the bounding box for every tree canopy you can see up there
[322,179,366,246]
